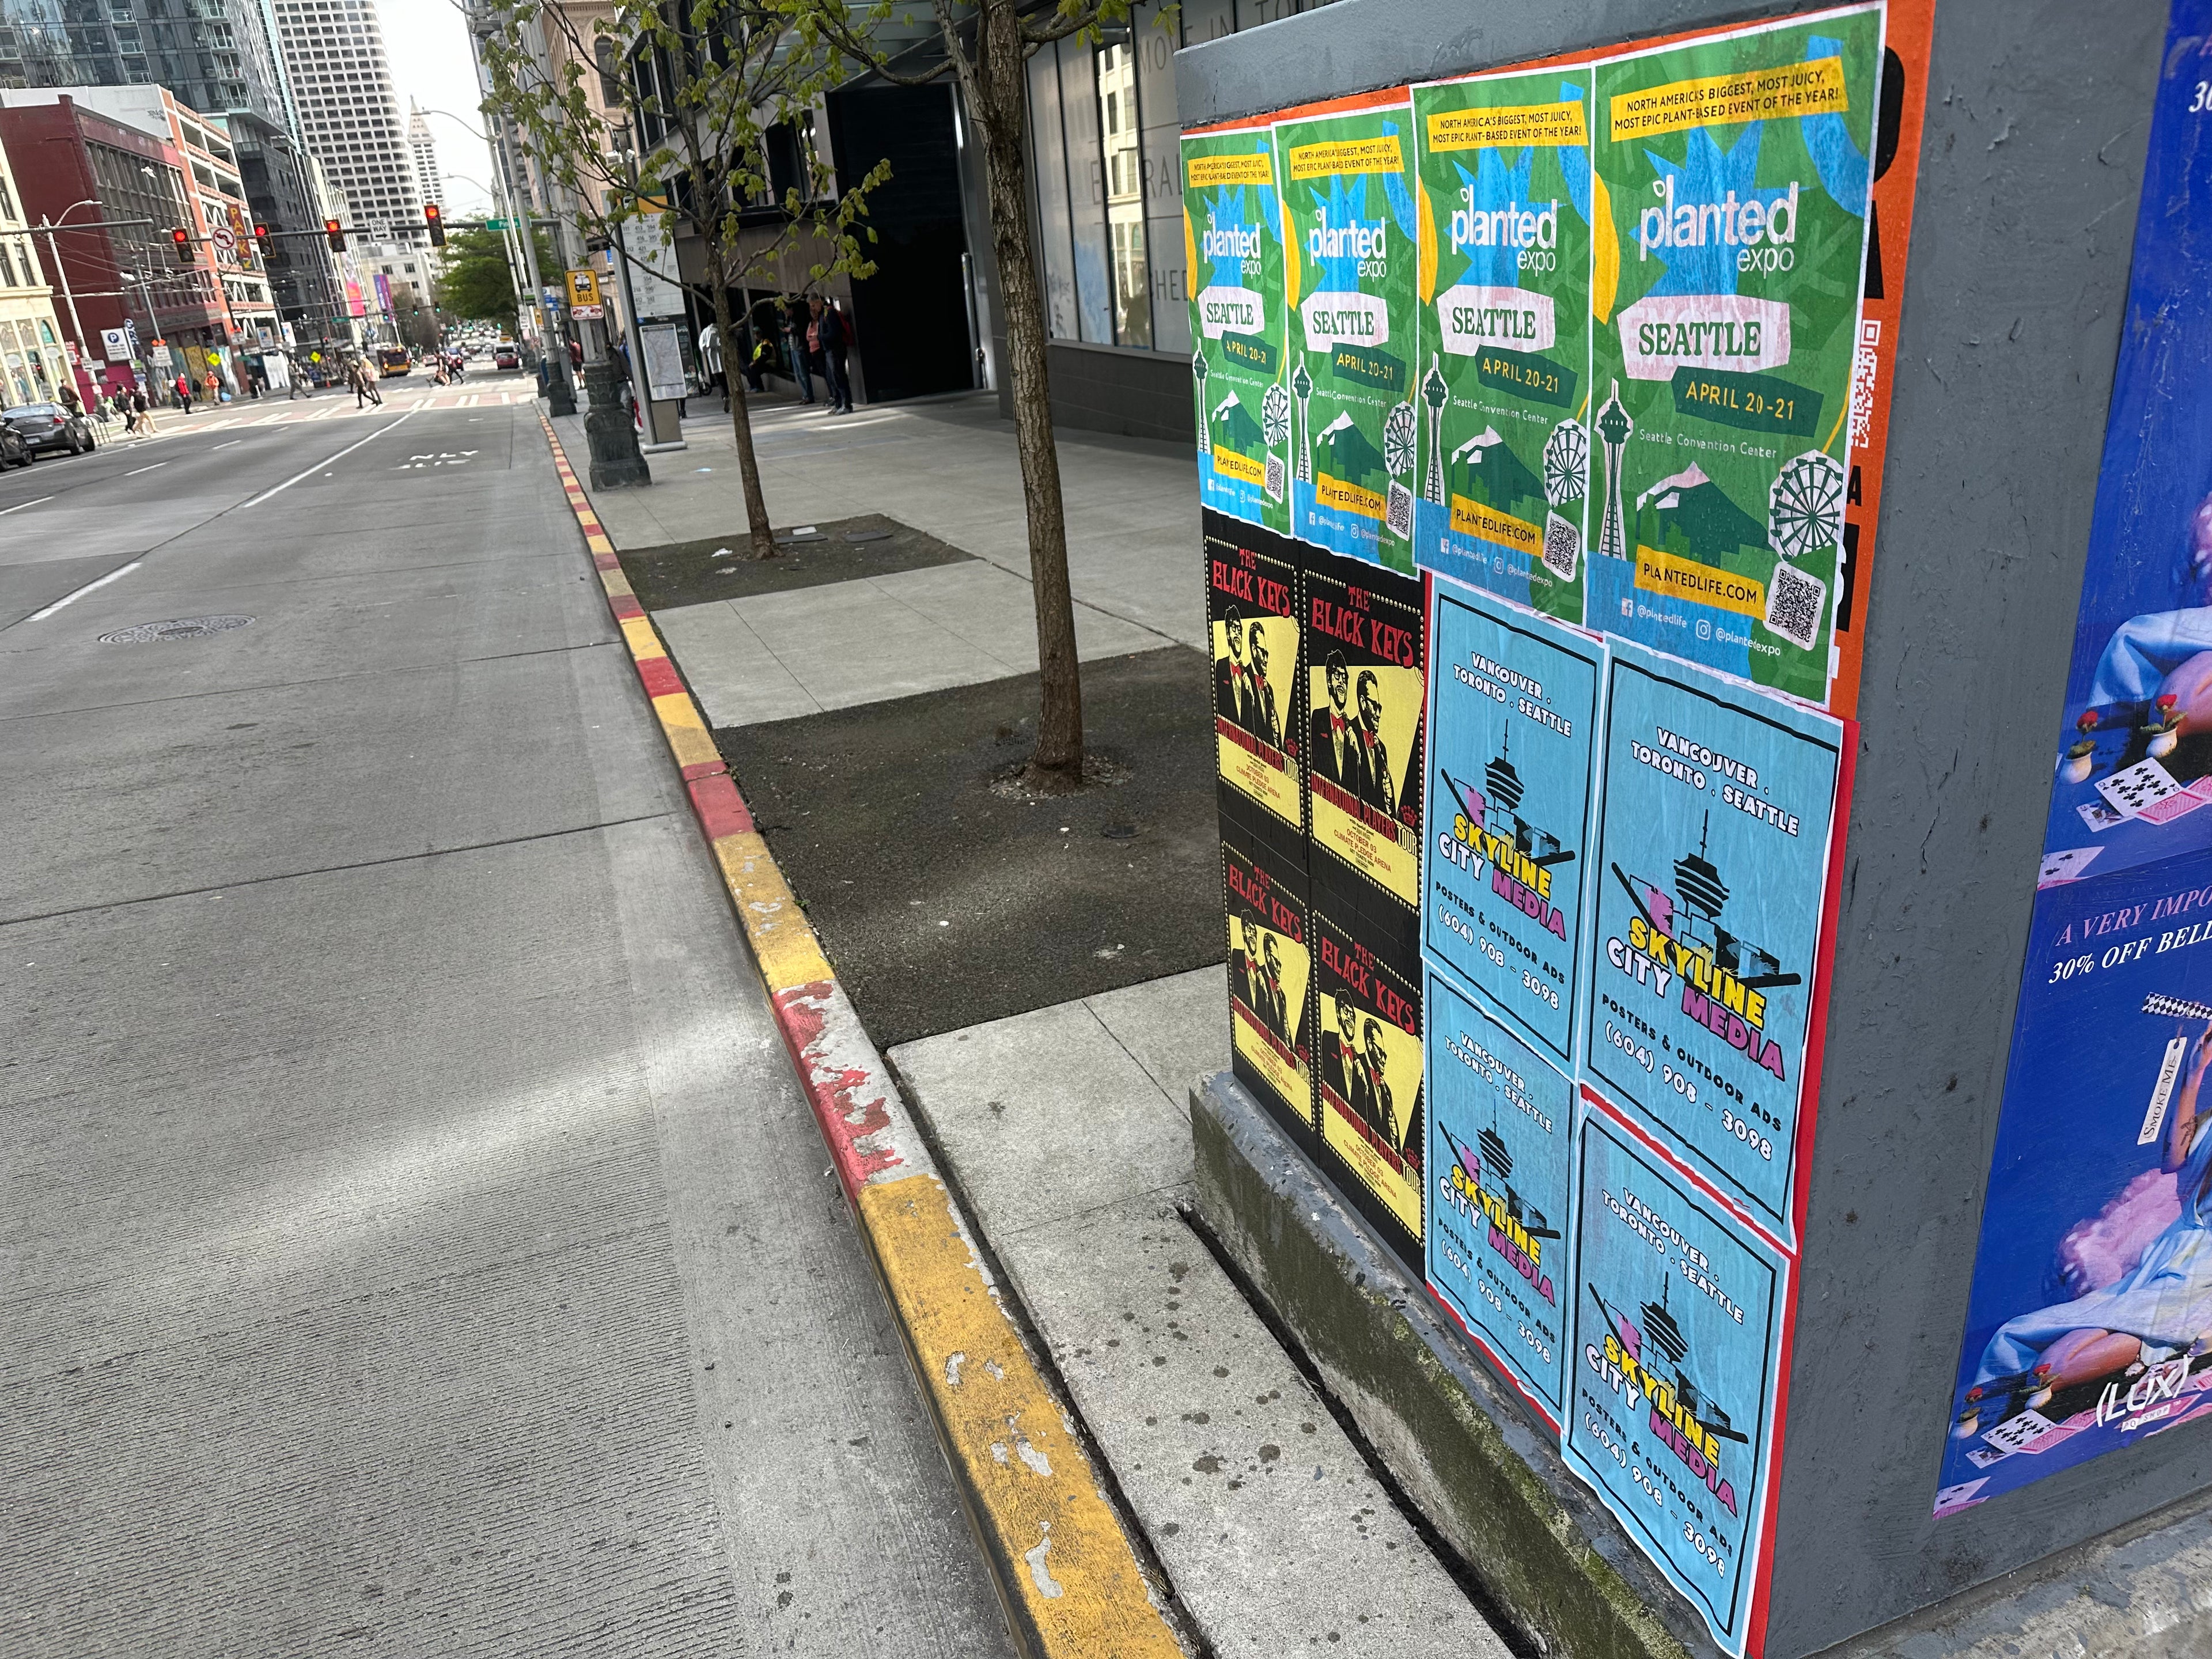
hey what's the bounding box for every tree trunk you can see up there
[972,0,1083,786]
[703,251,778,560]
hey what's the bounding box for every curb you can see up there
[537,417,1185,1659]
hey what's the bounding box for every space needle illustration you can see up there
[1421,353,1449,507]
[1192,350,1211,458]
[1293,357,1315,484]
[1595,379,1633,561]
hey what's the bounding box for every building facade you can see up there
[406,99,439,208]
[226,106,345,336]
[272,0,426,246]
[0,92,231,393]
[0,132,68,404]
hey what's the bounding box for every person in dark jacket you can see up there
[783,295,813,403]
[811,294,853,414]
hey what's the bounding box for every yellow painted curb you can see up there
[861,1175,1185,1658]
[649,691,722,772]
[619,613,664,661]
[711,830,835,990]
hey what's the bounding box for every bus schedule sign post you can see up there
[565,268,601,310]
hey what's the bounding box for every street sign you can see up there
[482,217,512,230]
[565,267,601,308]
[570,304,605,320]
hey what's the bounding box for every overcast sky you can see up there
[375,0,499,217]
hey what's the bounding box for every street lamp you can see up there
[31,198,101,394]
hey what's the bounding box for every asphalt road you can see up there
[0,379,1015,1656]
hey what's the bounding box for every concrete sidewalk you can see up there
[559,389,1513,1657]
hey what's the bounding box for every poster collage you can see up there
[1194,4,1929,1652]
[1937,0,2212,1520]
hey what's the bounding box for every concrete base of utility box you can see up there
[1191,1071,2212,1659]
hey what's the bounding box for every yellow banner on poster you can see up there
[1311,775,1420,904]
[1634,544,1767,619]
[1321,1093,1422,1234]
[1450,494,1543,552]
[1288,135,1404,180]
[1188,151,1276,188]
[1315,473,1387,520]
[1213,447,1268,487]
[1234,1003,1309,1111]
[1427,100,1589,152]
[1219,719,1301,828]
[1610,55,1847,139]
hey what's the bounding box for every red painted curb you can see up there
[638,656,685,699]
[610,593,646,622]
[687,771,755,839]
[679,759,727,782]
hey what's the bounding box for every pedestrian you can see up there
[812,296,854,415]
[132,387,156,435]
[117,388,137,434]
[783,294,813,403]
[697,319,724,407]
[175,372,193,414]
[58,381,80,417]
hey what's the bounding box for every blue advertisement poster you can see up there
[1565,1105,1785,1658]
[1426,579,1604,1066]
[1941,5,2212,1516]
[1426,964,1576,1422]
[1581,638,1843,1247]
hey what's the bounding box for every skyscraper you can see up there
[407,100,440,210]
[271,0,424,245]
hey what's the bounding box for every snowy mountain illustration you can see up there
[1315,410,1387,486]
[1632,461,1765,559]
[1213,390,1267,456]
[1449,424,1544,518]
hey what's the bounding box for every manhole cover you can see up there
[844,529,892,543]
[99,616,255,644]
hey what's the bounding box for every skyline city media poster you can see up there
[1276,96,1422,573]
[1411,65,1594,624]
[1566,1103,1787,1658]
[1426,964,1576,1423]
[1426,579,1605,1069]
[1581,637,1845,1249]
[1582,5,1884,707]
[1207,508,1306,849]
[1185,125,1293,535]
[1316,902,1425,1262]
[1939,0,2212,1516]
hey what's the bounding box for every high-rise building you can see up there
[407,99,440,210]
[271,0,425,245]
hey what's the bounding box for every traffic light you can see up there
[171,227,193,266]
[325,217,346,253]
[253,222,271,255]
[422,202,444,247]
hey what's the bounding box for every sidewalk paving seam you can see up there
[537,412,1193,1659]
[0,808,679,931]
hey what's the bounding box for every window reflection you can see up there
[1096,41,1151,348]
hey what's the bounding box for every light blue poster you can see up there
[1426,579,1604,1066]
[1425,964,1575,1422]
[1581,638,1842,1246]
[1565,1106,1785,1659]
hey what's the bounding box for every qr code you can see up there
[1385,481,1414,541]
[1764,559,1826,651]
[1543,511,1580,581]
[1265,454,1285,503]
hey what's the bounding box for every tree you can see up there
[388,281,443,349]
[823,0,1142,790]
[440,223,531,321]
[476,0,888,559]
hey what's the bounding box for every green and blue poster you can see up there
[1277,99,1421,573]
[1581,638,1843,1248]
[1584,6,1883,707]
[1184,127,1291,534]
[1567,1104,1786,1657]
[1426,965,1575,1423]
[1426,581,1604,1067]
[1411,69,1593,624]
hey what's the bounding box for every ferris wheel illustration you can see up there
[1382,402,1419,477]
[1767,450,1848,560]
[1262,383,1291,449]
[1542,419,1588,507]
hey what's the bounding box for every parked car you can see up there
[2,402,93,459]
[0,421,25,468]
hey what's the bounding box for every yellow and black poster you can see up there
[1225,832,1316,1141]
[1306,558,1426,918]
[1207,508,1306,842]
[1315,903,1424,1259]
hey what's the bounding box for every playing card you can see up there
[2038,846,2103,887]
[2097,756,2185,819]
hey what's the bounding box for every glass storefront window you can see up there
[1058,36,1115,344]
[1026,46,1078,339]
[1096,41,1152,348]
[1134,0,1188,353]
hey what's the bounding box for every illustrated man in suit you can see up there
[1246,623,1284,750]
[1350,1017,1397,1145]
[1321,991,1361,1100]
[1218,608,1259,733]
[1232,914,1266,1015]
[1259,934,1290,1039]
[1354,670,1397,817]
[1312,651,1367,797]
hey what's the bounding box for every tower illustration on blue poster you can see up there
[1425,581,1604,1067]
[1581,637,1842,1247]
[1425,965,1575,1422]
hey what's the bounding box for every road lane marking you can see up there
[124,462,168,476]
[237,405,417,507]
[0,495,52,516]
[25,559,142,621]
[213,440,243,449]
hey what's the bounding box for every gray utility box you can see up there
[1179,0,2212,1654]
